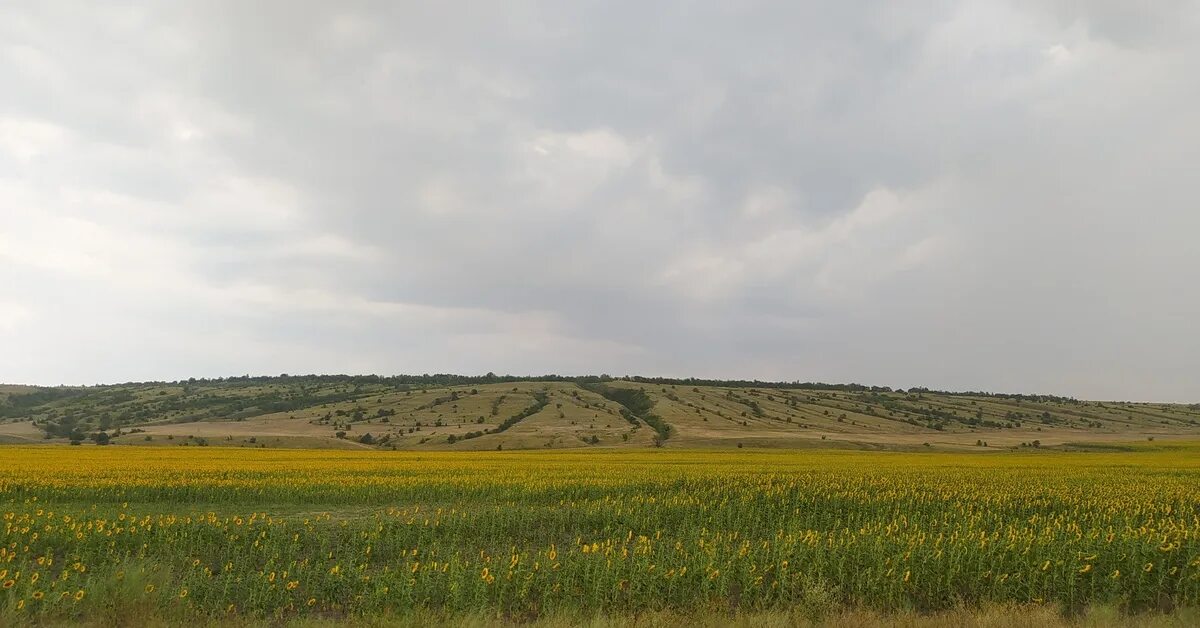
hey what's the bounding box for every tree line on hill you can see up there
[3,373,1081,404]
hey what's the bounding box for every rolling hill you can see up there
[2,375,1198,451]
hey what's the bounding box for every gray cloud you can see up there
[2,1,1198,401]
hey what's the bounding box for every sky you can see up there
[2,2,1198,401]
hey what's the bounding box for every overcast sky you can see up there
[2,2,1198,401]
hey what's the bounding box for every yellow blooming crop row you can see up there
[0,446,1198,619]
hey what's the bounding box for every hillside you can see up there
[2,375,1198,451]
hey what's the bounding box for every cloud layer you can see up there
[3,2,1198,400]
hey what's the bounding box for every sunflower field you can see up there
[1,446,1198,621]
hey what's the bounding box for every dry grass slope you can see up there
[1,377,1197,451]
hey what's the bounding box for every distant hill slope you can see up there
[1,375,1198,451]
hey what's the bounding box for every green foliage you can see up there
[580,384,672,442]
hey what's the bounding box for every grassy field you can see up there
[1,445,1198,625]
[2,376,1199,451]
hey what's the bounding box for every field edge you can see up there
[6,604,1197,628]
